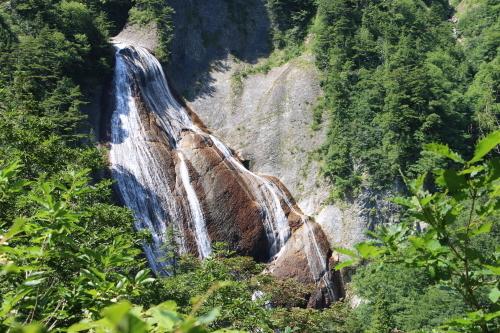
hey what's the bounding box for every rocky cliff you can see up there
[108,0,403,303]
[161,0,402,252]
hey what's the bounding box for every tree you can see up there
[0,162,247,333]
[369,291,393,333]
[158,224,183,276]
[335,129,500,332]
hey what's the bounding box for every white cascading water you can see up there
[278,190,336,301]
[178,152,212,258]
[109,43,331,296]
[109,43,211,274]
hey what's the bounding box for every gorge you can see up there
[107,43,337,306]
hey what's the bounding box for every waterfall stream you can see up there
[109,42,332,298]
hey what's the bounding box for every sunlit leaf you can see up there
[489,288,500,303]
[334,259,358,270]
[424,143,464,163]
[470,130,500,164]
[332,247,358,258]
[198,308,220,324]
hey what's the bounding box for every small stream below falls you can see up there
[108,43,334,301]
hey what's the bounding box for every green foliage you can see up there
[368,291,392,333]
[0,164,254,333]
[132,242,346,333]
[266,0,317,46]
[145,243,273,331]
[336,129,500,332]
[158,225,183,276]
[312,0,478,193]
[128,0,174,62]
[346,263,466,332]
[66,292,245,333]
[270,303,347,333]
[0,163,147,330]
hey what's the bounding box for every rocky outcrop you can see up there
[268,219,337,308]
[114,22,160,51]
[160,0,404,254]
[178,131,269,260]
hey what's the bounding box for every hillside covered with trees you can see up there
[1,0,500,332]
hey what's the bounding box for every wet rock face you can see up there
[268,220,337,308]
[110,0,405,284]
[179,131,270,261]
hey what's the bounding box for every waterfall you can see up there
[108,42,333,299]
[109,43,210,275]
[276,188,336,301]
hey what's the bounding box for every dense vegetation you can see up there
[2,0,500,331]
[312,0,500,196]
[337,131,500,332]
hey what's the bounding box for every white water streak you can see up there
[178,152,212,258]
[209,136,291,257]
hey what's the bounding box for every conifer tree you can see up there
[369,291,393,333]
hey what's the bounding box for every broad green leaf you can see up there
[198,308,220,324]
[409,237,425,249]
[458,165,484,176]
[471,221,493,237]
[102,301,133,325]
[334,259,358,270]
[415,173,426,193]
[67,322,95,332]
[40,182,52,195]
[156,300,177,311]
[354,242,383,258]
[435,169,467,193]
[426,239,442,251]
[116,277,127,290]
[470,130,500,164]
[23,278,45,286]
[88,267,106,281]
[486,158,500,182]
[483,311,500,321]
[134,269,147,282]
[390,196,417,208]
[424,143,464,163]
[0,289,31,316]
[27,196,50,209]
[428,266,436,278]
[3,218,28,243]
[138,278,155,285]
[15,323,45,333]
[484,265,500,275]
[449,317,472,324]
[489,288,500,303]
[332,247,358,258]
[116,312,148,333]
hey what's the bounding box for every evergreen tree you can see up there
[369,291,393,333]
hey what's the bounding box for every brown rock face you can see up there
[268,219,337,308]
[178,131,269,260]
